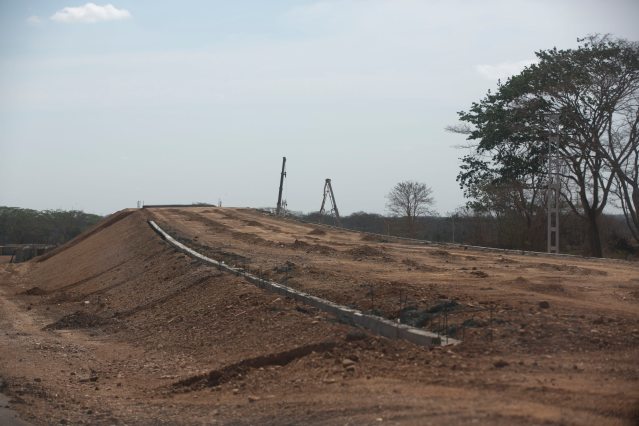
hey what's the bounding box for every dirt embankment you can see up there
[0,207,638,425]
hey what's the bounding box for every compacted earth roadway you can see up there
[0,207,638,425]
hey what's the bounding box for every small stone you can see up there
[342,358,356,367]
[493,359,509,368]
[232,388,240,395]
[248,396,260,403]
[538,301,550,309]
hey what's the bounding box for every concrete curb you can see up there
[148,220,458,348]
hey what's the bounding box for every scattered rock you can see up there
[44,311,110,330]
[345,330,367,341]
[342,358,356,367]
[493,359,509,368]
[308,228,326,236]
[22,286,47,296]
[79,374,98,383]
[248,395,260,403]
[273,261,296,273]
[347,245,385,258]
[427,300,459,314]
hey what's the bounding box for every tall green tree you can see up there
[455,35,639,257]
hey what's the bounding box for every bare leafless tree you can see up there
[386,181,435,236]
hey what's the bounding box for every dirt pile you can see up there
[0,207,638,425]
[346,245,385,258]
[44,311,110,330]
[308,228,326,236]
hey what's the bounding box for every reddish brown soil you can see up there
[0,207,638,425]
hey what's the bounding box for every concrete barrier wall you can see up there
[148,220,458,348]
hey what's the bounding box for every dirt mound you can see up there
[44,311,110,330]
[36,209,136,263]
[346,245,385,258]
[308,228,326,236]
[3,206,639,425]
[533,262,607,276]
[290,239,336,255]
[21,287,47,296]
[525,282,567,295]
[242,219,264,227]
[401,258,445,272]
[360,234,387,242]
[174,340,338,391]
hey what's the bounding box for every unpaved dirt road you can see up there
[0,207,638,425]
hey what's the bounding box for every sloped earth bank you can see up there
[0,208,635,425]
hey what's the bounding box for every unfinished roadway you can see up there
[0,207,638,425]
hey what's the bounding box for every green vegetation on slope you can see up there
[0,207,102,245]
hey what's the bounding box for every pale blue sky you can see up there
[1,0,638,215]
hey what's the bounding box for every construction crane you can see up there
[319,178,341,226]
[276,157,286,215]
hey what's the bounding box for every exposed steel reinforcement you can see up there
[147,220,459,348]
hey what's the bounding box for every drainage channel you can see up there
[148,220,459,348]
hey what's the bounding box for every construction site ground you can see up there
[0,207,638,425]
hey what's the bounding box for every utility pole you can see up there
[276,157,287,215]
[319,178,341,226]
[547,114,560,254]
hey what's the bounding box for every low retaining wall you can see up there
[147,220,458,348]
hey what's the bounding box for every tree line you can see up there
[0,207,102,245]
[299,209,635,258]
